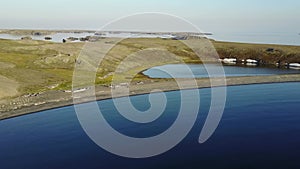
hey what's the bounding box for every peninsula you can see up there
[1,30,300,120]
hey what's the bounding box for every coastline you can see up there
[1,74,300,121]
[0,33,300,121]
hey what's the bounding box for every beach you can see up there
[1,74,300,120]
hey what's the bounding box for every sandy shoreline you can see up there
[1,74,300,121]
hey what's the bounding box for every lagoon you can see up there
[143,64,300,78]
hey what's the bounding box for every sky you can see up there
[0,0,300,33]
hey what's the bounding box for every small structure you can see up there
[220,58,237,64]
[44,37,52,40]
[33,32,42,36]
[67,37,79,41]
[289,63,300,67]
[21,36,32,40]
[287,63,300,69]
[246,59,258,63]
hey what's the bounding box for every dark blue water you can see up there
[143,64,300,78]
[0,83,300,169]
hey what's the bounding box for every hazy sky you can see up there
[1,0,300,33]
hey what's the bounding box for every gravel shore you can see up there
[1,74,300,120]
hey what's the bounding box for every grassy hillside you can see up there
[0,39,82,96]
[0,38,203,98]
[213,41,300,64]
[0,37,300,100]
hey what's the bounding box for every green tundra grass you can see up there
[0,37,300,100]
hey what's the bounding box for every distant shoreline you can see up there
[1,29,299,46]
[0,29,212,36]
[1,74,300,121]
[0,29,95,36]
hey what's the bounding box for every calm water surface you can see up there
[209,32,300,46]
[0,83,300,169]
[143,64,300,78]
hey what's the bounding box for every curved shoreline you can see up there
[1,74,300,121]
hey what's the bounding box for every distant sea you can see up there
[0,31,299,46]
[209,32,300,46]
